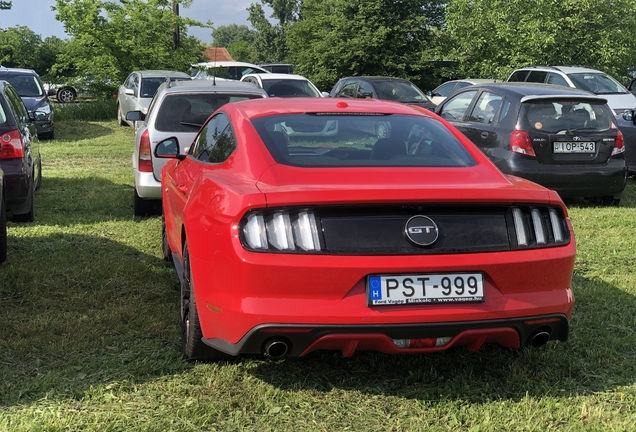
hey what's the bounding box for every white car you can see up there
[189,61,270,81]
[240,73,323,98]
[125,80,267,216]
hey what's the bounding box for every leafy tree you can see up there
[53,0,207,85]
[247,0,300,63]
[211,24,254,48]
[0,26,43,72]
[286,0,441,91]
[0,1,11,9]
[444,0,636,81]
[228,40,257,63]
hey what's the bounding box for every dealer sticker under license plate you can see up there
[367,273,484,306]
[553,141,595,153]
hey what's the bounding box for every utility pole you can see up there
[173,1,180,50]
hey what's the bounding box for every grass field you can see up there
[0,119,635,431]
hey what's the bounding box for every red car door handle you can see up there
[177,185,188,194]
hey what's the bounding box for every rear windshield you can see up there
[2,75,44,97]
[520,99,615,134]
[155,93,263,132]
[251,113,477,168]
[567,73,628,95]
[262,79,320,97]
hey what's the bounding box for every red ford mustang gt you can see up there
[157,98,576,361]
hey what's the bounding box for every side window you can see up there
[438,90,478,121]
[125,74,135,89]
[508,70,528,82]
[356,81,374,98]
[432,82,457,98]
[547,73,569,87]
[467,92,503,124]
[338,81,357,98]
[454,82,471,91]
[498,99,512,124]
[131,75,140,95]
[527,71,548,83]
[192,113,236,163]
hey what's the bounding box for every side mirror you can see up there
[126,111,144,121]
[47,89,57,97]
[155,137,184,160]
[321,91,331,98]
[124,88,135,96]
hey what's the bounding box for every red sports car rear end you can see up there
[159,98,575,361]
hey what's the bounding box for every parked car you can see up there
[125,80,267,216]
[0,67,54,140]
[0,168,6,263]
[429,79,497,105]
[626,77,636,97]
[0,80,42,222]
[330,76,436,138]
[157,97,576,361]
[436,82,627,204]
[116,70,191,127]
[258,63,294,74]
[507,66,636,173]
[189,61,270,81]
[45,75,116,102]
[240,73,323,97]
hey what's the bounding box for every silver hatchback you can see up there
[127,80,267,216]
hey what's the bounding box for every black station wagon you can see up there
[435,83,627,205]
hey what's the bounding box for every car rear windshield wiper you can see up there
[556,127,600,134]
[180,122,203,129]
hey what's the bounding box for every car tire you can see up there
[133,188,154,217]
[39,130,54,140]
[117,103,126,127]
[181,240,230,361]
[161,212,173,262]
[12,178,35,223]
[0,194,7,264]
[57,87,76,103]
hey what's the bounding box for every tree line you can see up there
[2,0,635,93]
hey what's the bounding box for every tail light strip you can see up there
[509,206,568,249]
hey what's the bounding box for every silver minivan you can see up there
[126,80,267,216]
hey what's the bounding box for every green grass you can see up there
[0,119,635,431]
[54,99,118,122]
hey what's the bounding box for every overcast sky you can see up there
[0,0,261,44]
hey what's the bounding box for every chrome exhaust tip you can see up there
[529,331,551,348]
[263,339,290,359]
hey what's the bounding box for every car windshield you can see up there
[374,81,430,103]
[567,73,628,95]
[262,79,320,97]
[520,99,615,134]
[155,93,264,132]
[251,113,477,167]
[3,75,44,97]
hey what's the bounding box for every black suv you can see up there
[0,67,54,140]
[436,83,627,205]
[0,80,42,221]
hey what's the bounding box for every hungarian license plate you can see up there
[367,273,484,306]
[553,141,595,153]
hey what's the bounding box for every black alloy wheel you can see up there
[181,240,230,361]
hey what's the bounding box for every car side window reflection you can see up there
[357,81,374,98]
[467,92,503,124]
[192,113,236,163]
[438,90,478,121]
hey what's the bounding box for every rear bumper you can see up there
[134,170,161,200]
[1,161,29,210]
[498,154,627,197]
[203,314,569,357]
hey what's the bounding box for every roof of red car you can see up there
[231,97,433,119]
